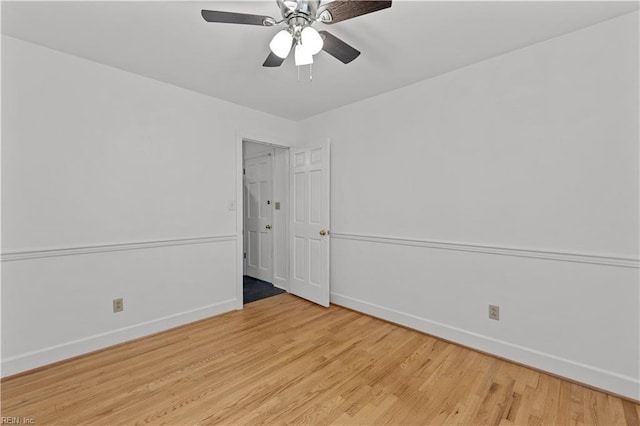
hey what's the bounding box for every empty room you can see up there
[1,0,639,424]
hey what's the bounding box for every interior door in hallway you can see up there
[290,142,330,307]
[244,153,273,282]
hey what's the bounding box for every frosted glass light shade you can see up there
[294,44,314,66]
[301,26,323,55]
[269,30,293,59]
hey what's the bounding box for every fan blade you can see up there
[321,1,391,24]
[319,31,360,64]
[201,10,273,26]
[263,52,286,67]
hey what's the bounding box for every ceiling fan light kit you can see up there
[201,0,392,71]
[269,29,294,58]
[301,26,323,55]
[294,43,314,66]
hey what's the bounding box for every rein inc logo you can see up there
[0,418,35,424]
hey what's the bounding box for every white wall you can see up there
[1,36,296,375]
[298,12,640,399]
[243,141,272,158]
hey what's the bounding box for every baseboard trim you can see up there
[330,292,640,401]
[1,298,238,378]
[331,232,639,269]
[273,276,288,291]
[1,235,238,262]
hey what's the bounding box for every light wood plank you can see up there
[1,294,638,425]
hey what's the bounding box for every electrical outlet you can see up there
[489,304,499,320]
[113,298,124,313]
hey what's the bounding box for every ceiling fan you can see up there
[201,0,392,67]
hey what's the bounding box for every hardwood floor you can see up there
[2,294,639,425]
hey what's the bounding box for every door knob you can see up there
[266,225,271,230]
[319,230,328,236]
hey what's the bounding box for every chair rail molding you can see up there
[1,235,238,262]
[330,232,639,269]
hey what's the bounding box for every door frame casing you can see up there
[235,133,290,310]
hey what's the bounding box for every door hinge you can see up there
[243,252,247,259]
[243,168,245,175]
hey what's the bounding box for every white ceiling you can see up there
[2,1,638,120]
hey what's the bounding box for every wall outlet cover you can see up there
[113,298,124,313]
[489,304,500,320]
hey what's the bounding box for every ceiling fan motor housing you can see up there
[278,0,321,21]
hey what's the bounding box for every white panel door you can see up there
[244,153,273,282]
[290,142,330,307]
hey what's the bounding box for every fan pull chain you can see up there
[296,65,313,82]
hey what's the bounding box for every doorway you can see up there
[242,140,289,304]
[236,136,332,309]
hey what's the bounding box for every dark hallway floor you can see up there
[243,275,285,304]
